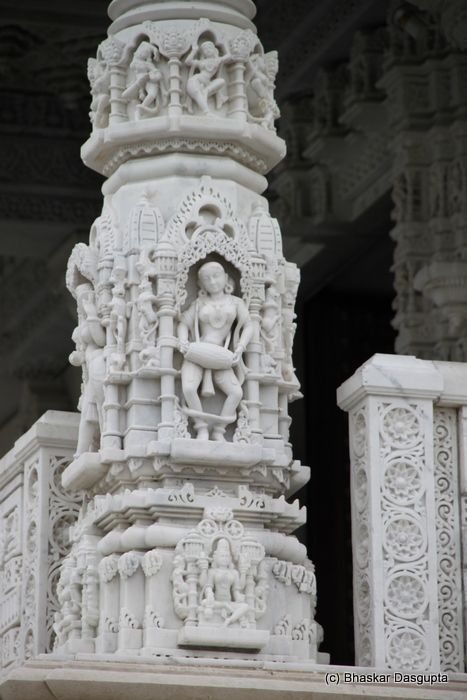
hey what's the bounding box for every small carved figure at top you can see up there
[185,40,231,115]
[122,41,168,119]
[87,58,110,129]
[109,275,130,371]
[178,261,253,441]
[137,279,160,368]
[260,284,281,364]
[69,284,106,456]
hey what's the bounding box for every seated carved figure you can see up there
[198,538,249,627]
[177,261,253,440]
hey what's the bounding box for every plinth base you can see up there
[1,658,465,700]
[178,626,269,649]
[171,438,266,467]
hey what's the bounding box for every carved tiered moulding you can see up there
[53,0,321,664]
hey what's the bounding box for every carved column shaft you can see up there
[53,0,321,665]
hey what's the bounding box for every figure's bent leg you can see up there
[214,369,243,416]
[76,418,98,456]
[181,361,209,439]
[186,77,209,114]
[212,369,243,440]
[224,602,249,627]
[181,361,204,412]
[207,78,225,97]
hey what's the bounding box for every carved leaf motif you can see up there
[103,615,119,633]
[98,555,120,583]
[119,608,141,630]
[144,606,165,629]
[118,552,141,579]
[273,614,291,636]
[98,36,128,66]
[142,550,163,578]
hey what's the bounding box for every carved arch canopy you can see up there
[175,232,253,311]
[166,180,254,310]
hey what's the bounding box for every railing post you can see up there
[338,354,444,671]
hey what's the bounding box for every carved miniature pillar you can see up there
[141,549,164,647]
[338,354,465,672]
[154,242,178,443]
[227,32,253,123]
[96,554,120,653]
[102,382,122,450]
[98,37,129,125]
[243,257,267,443]
[227,61,247,121]
[117,551,144,653]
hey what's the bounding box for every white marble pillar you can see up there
[50,0,322,665]
[338,354,465,672]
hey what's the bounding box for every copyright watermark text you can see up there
[325,672,449,687]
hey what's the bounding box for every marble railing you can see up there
[338,354,467,673]
[0,412,79,676]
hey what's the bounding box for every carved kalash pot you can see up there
[56,0,324,663]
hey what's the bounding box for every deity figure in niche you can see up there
[137,279,160,367]
[185,40,230,115]
[109,277,130,370]
[69,284,106,456]
[198,538,249,627]
[177,261,253,441]
[122,41,167,119]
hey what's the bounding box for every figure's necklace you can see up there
[209,302,226,329]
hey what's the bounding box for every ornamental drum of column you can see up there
[56,0,322,661]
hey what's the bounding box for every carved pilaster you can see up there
[338,354,466,672]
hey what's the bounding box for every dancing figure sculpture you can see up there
[122,41,167,118]
[185,41,230,115]
[177,261,253,441]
